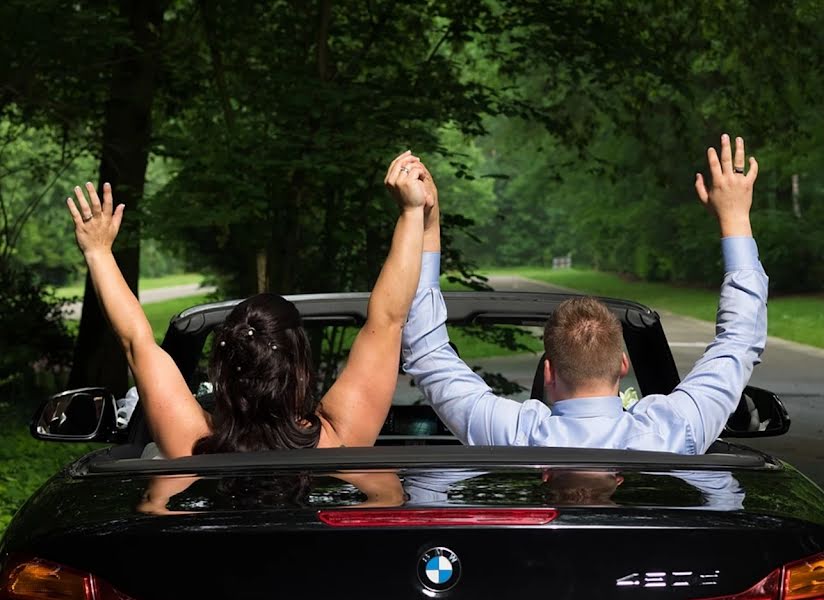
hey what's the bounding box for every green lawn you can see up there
[0,403,104,535]
[61,293,213,342]
[53,273,205,299]
[145,294,213,342]
[448,325,543,359]
[1,293,212,536]
[485,267,824,349]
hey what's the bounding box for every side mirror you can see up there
[30,387,125,443]
[722,385,791,438]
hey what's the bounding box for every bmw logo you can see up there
[417,547,461,592]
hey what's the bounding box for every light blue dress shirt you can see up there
[402,238,768,455]
[402,470,744,510]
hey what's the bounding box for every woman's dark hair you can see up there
[193,293,320,454]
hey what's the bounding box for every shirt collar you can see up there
[549,396,624,417]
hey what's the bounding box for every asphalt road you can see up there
[485,275,824,487]
[63,283,217,319]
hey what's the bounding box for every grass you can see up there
[145,294,213,342]
[319,322,542,363]
[0,403,104,536]
[448,326,543,359]
[53,273,205,299]
[484,267,824,349]
[0,293,212,538]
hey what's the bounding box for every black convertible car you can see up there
[2,292,823,600]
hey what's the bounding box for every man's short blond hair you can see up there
[543,297,624,389]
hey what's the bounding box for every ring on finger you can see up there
[82,214,94,222]
[399,166,410,173]
[733,166,745,174]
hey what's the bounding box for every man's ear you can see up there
[543,358,554,387]
[619,352,630,378]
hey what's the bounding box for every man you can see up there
[403,134,767,454]
[402,469,744,510]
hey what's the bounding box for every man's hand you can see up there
[695,134,758,238]
[419,162,441,253]
[66,182,125,257]
[384,150,429,212]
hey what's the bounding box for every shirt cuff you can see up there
[417,252,441,292]
[721,237,759,271]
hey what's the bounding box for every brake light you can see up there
[699,568,782,600]
[317,507,559,527]
[0,557,134,600]
[700,551,824,600]
[785,552,824,599]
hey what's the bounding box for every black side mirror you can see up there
[722,385,791,438]
[30,387,125,443]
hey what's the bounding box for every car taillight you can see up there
[0,557,134,600]
[700,551,824,600]
[317,507,559,527]
[785,552,824,599]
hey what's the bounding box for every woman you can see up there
[66,151,433,458]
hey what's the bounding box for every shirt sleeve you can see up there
[632,236,769,454]
[667,471,745,511]
[402,253,529,445]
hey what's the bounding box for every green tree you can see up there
[461,0,824,290]
[147,0,504,297]
[1,0,169,395]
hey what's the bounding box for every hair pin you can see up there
[247,328,255,336]
[219,340,226,347]
[270,343,278,350]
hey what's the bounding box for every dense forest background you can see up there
[1,0,823,398]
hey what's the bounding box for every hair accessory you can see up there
[236,366,242,372]
[247,328,255,336]
[270,343,278,350]
[219,340,226,347]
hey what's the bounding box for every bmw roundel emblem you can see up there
[417,547,461,592]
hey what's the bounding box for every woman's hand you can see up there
[383,150,432,212]
[66,181,125,257]
[318,150,427,447]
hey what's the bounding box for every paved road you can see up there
[64,283,217,319]
[486,275,824,487]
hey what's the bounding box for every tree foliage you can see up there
[146,0,508,296]
[2,0,824,395]
[450,0,824,292]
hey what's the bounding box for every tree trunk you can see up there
[792,173,801,218]
[256,250,269,293]
[68,0,167,397]
[316,0,333,80]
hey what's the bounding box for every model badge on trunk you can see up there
[418,547,461,592]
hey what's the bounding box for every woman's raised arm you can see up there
[318,152,431,446]
[67,182,210,458]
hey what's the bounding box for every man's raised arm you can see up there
[401,167,528,446]
[631,134,768,454]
